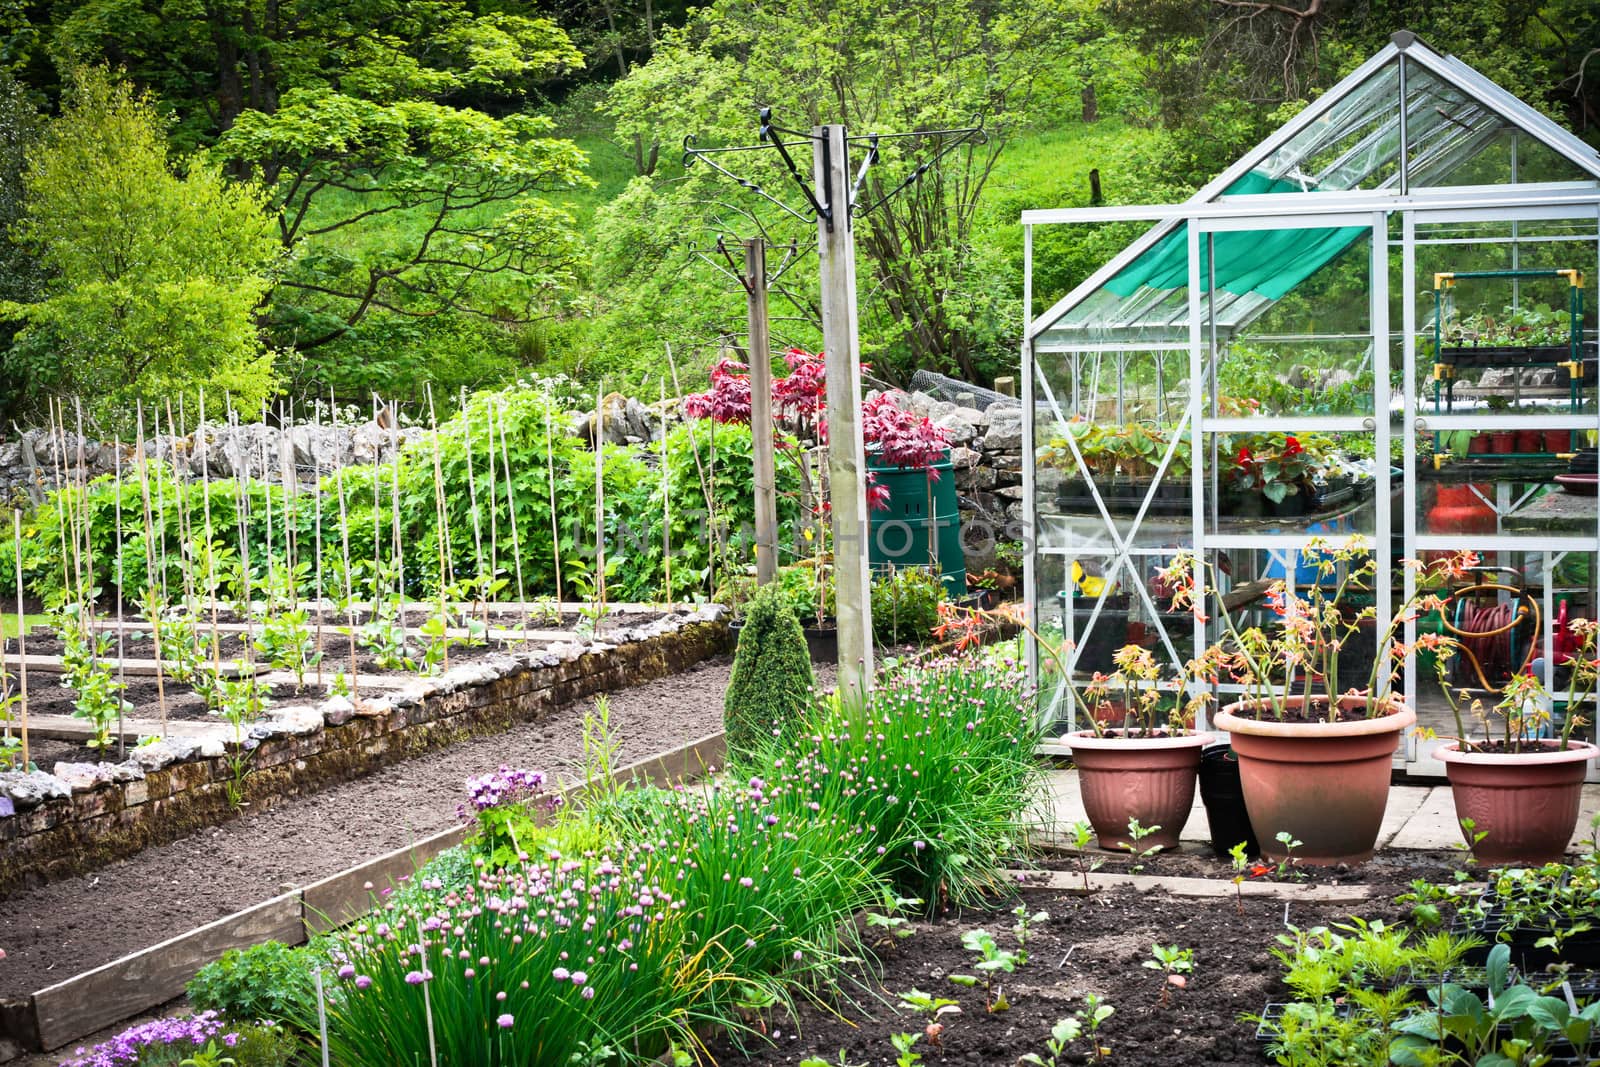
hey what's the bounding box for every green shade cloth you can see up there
[1105,172,1367,300]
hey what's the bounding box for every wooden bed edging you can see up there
[2,731,727,1056]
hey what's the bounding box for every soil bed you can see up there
[711,880,1414,1067]
[1039,844,1472,887]
[0,654,780,999]
[4,606,674,763]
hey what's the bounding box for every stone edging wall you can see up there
[0,609,731,895]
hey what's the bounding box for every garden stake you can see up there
[13,510,28,769]
[150,401,170,605]
[665,342,720,595]
[311,399,326,687]
[334,427,360,703]
[112,435,126,760]
[230,404,256,673]
[368,394,382,618]
[427,385,451,669]
[659,380,671,603]
[136,401,170,737]
[542,380,562,605]
[259,399,277,608]
[280,403,299,609]
[74,398,97,605]
[387,397,407,642]
[167,398,196,609]
[313,967,331,1067]
[594,381,607,632]
[459,387,485,623]
[417,915,439,1067]
[495,398,531,643]
[198,389,223,676]
[47,400,73,617]
[484,394,499,597]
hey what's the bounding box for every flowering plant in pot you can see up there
[1429,618,1600,864]
[1054,639,1215,853]
[1161,537,1478,866]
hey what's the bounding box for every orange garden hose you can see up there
[1437,580,1541,694]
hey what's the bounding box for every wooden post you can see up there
[744,237,779,586]
[813,123,873,697]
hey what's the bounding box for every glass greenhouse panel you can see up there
[1207,430,1382,539]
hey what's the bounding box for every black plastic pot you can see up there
[1199,744,1259,859]
[803,624,838,664]
[1055,592,1130,675]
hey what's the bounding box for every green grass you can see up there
[0,613,44,639]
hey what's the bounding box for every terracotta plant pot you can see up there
[1212,696,1415,866]
[1066,730,1215,852]
[1436,741,1597,864]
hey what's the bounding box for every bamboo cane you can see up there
[135,402,169,737]
[659,381,671,603]
[593,382,607,632]
[542,382,562,606]
[495,398,530,643]
[459,387,485,626]
[426,385,451,669]
[13,510,28,770]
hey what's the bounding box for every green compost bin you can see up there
[867,450,966,598]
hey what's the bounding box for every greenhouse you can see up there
[1021,31,1600,777]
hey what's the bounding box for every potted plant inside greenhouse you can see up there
[1178,538,1478,866]
[1055,642,1214,852]
[1431,617,1600,864]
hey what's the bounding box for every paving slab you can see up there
[1038,770,1600,856]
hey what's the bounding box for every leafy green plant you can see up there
[872,566,946,647]
[889,1032,923,1067]
[1019,999,1115,1066]
[1144,943,1194,1004]
[898,988,961,1020]
[1066,820,1105,891]
[865,888,922,946]
[187,941,315,1031]
[723,582,814,765]
[55,605,130,751]
[254,606,320,690]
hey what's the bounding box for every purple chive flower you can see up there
[355,975,373,990]
[497,1014,514,1029]
[581,987,595,1000]
[553,967,571,981]
[337,965,355,979]
[405,971,425,985]
[571,971,588,986]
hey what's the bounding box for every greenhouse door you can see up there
[1400,204,1600,780]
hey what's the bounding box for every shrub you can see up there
[871,565,946,646]
[135,1022,300,1067]
[186,941,315,1032]
[723,583,814,763]
[765,657,1044,909]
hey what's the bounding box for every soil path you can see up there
[0,654,759,999]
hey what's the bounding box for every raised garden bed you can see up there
[0,604,730,894]
[0,728,730,1057]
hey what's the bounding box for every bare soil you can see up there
[709,881,1413,1067]
[0,654,783,999]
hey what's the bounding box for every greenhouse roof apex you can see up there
[1026,34,1600,345]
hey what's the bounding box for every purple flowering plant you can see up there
[324,851,704,1065]
[459,765,563,869]
[57,1011,235,1067]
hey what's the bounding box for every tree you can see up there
[0,71,49,426]
[603,0,1097,387]
[5,68,278,429]
[215,90,593,351]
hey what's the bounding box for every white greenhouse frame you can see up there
[1020,32,1600,778]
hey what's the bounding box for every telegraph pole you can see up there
[742,237,779,587]
[814,124,873,699]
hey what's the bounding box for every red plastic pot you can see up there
[1545,429,1572,454]
[1515,429,1543,454]
[1212,696,1414,866]
[1066,730,1215,852]
[1490,432,1516,454]
[1436,741,1597,864]
[1468,433,1491,455]
[1428,484,1495,535]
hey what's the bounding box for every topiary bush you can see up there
[723,583,814,764]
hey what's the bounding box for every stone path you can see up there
[1038,768,1600,853]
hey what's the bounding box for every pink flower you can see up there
[497,1013,514,1029]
